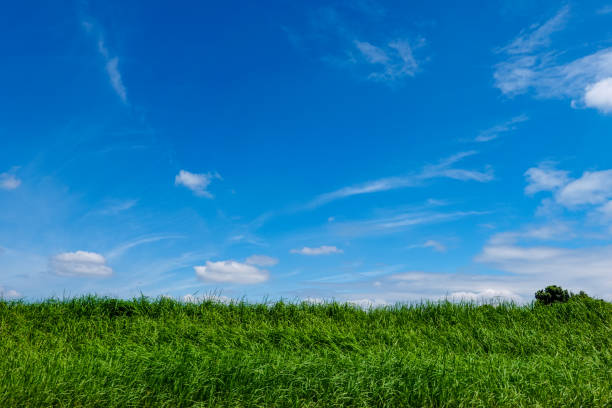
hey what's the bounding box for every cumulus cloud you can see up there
[524,163,570,195]
[524,163,612,227]
[494,6,612,113]
[584,78,612,113]
[50,251,113,277]
[245,254,279,267]
[0,287,21,299]
[290,246,343,255]
[194,260,269,284]
[175,170,221,198]
[0,173,20,190]
[556,170,612,207]
[447,289,521,302]
[311,271,528,304]
[346,298,389,308]
[182,294,232,304]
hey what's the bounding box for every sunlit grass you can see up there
[0,296,610,407]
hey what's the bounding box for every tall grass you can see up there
[0,296,610,407]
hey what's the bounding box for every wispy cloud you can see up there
[354,38,423,82]
[175,170,222,198]
[498,5,569,55]
[106,235,184,260]
[287,3,425,84]
[245,254,279,267]
[83,20,128,104]
[407,240,447,252]
[50,251,113,277]
[96,199,138,215]
[494,6,612,113]
[331,210,485,236]
[290,246,343,255]
[305,151,492,209]
[0,170,20,190]
[597,5,612,15]
[194,260,269,284]
[474,114,529,142]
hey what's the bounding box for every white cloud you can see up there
[407,240,446,252]
[182,294,232,304]
[476,244,612,286]
[310,271,529,304]
[596,200,612,222]
[105,56,127,104]
[488,223,573,245]
[524,163,570,195]
[0,171,21,190]
[474,114,528,142]
[354,38,421,82]
[346,298,389,308]
[194,260,269,284]
[584,78,612,113]
[93,28,128,104]
[557,170,612,207]
[525,163,612,226]
[50,251,113,277]
[106,235,184,260]
[355,41,389,64]
[290,246,343,255]
[97,199,138,215]
[447,289,521,302]
[499,6,569,55]
[306,151,492,208]
[332,210,484,236]
[245,254,279,267]
[420,151,494,182]
[494,6,612,112]
[0,287,21,299]
[175,170,221,198]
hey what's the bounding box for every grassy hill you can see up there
[0,296,610,407]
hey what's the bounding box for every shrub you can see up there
[535,285,570,305]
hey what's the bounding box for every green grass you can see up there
[0,297,610,407]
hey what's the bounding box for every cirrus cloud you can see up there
[290,246,343,255]
[245,254,279,267]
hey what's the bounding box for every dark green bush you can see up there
[535,285,571,305]
[535,286,596,305]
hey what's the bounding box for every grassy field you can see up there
[0,296,610,407]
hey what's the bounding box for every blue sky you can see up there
[2,0,612,304]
